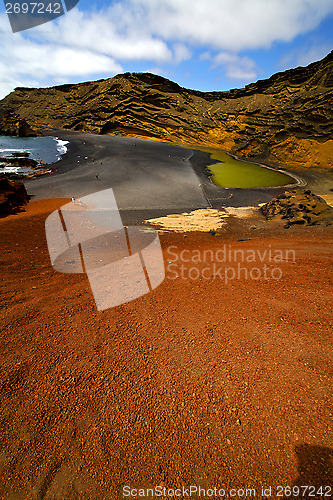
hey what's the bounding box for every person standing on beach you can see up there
[95,173,99,179]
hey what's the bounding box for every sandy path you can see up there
[0,200,332,498]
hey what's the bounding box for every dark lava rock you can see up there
[261,189,333,226]
[0,153,39,170]
[0,110,38,137]
[0,175,29,215]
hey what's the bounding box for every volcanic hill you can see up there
[1,51,332,169]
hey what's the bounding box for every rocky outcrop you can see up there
[0,52,332,168]
[0,175,29,214]
[0,152,39,170]
[261,189,333,227]
[0,111,38,137]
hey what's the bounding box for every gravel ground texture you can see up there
[0,198,332,499]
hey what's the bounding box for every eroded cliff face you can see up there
[0,111,38,137]
[1,51,332,168]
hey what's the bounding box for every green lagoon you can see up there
[207,150,296,189]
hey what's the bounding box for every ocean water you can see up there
[0,136,68,174]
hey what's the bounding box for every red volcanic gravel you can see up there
[0,200,333,499]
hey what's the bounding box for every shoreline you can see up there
[0,135,69,175]
[185,143,306,190]
[24,129,332,220]
[0,128,328,226]
[24,130,211,225]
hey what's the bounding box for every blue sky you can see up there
[0,0,332,99]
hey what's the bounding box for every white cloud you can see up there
[0,76,20,100]
[129,0,333,51]
[0,13,123,99]
[143,67,172,79]
[199,51,211,61]
[5,37,122,76]
[225,59,257,81]
[296,44,333,67]
[207,52,257,81]
[33,8,173,62]
[31,0,333,60]
[172,43,191,64]
[1,0,333,98]
[278,41,333,72]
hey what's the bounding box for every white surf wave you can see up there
[54,138,69,159]
[0,165,33,174]
[0,148,28,154]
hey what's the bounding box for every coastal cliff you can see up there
[0,111,38,137]
[0,51,332,168]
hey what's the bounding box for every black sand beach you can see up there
[25,131,207,225]
[24,130,305,225]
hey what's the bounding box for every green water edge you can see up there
[205,149,297,189]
